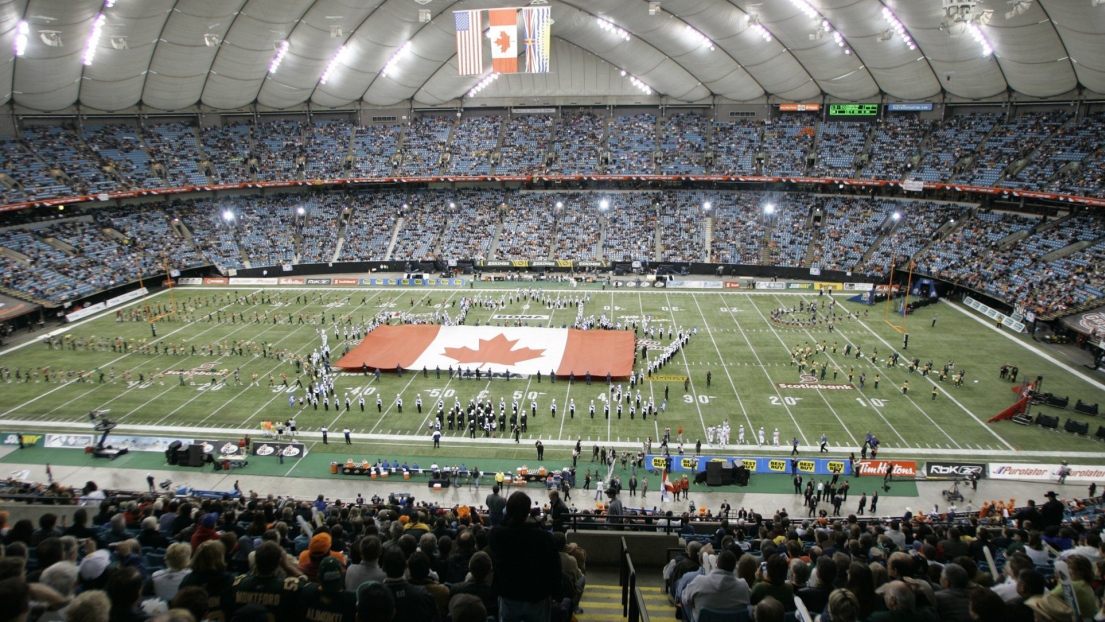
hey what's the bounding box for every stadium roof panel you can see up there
[2,0,1102,112]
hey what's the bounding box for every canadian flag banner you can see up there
[488,9,518,73]
[335,325,635,377]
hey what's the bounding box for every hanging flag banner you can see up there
[523,6,551,73]
[489,9,519,73]
[455,10,484,76]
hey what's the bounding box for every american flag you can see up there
[455,10,483,76]
[523,6,551,73]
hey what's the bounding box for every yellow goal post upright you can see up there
[882,255,914,335]
[139,252,178,324]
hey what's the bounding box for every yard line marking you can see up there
[708,294,808,445]
[678,292,756,441]
[663,293,713,442]
[757,295,876,446]
[853,300,1014,450]
[0,288,266,420]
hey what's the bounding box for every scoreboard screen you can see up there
[828,103,879,118]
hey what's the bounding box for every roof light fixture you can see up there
[625,73,652,94]
[468,72,499,97]
[966,22,993,56]
[685,25,715,51]
[788,0,819,20]
[596,17,631,41]
[381,41,412,78]
[14,21,28,57]
[746,15,773,42]
[881,7,916,50]
[319,45,350,84]
[83,13,106,65]
[268,40,289,73]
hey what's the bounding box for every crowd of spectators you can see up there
[864,201,967,277]
[496,202,557,261]
[665,497,1105,622]
[960,111,1070,188]
[305,120,354,180]
[396,118,453,177]
[431,192,503,262]
[548,111,604,175]
[141,123,206,188]
[0,481,588,622]
[811,122,869,177]
[199,122,253,185]
[763,115,815,177]
[660,114,708,175]
[915,210,1041,292]
[709,196,767,265]
[82,124,160,190]
[908,113,1002,184]
[496,115,554,176]
[658,193,709,262]
[810,198,895,272]
[0,188,1103,317]
[389,200,450,261]
[339,193,403,262]
[860,115,931,181]
[0,110,1101,203]
[445,117,501,176]
[21,125,116,197]
[548,195,602,261]
[606,114,657,175]
[601,194,658,262]
[254,121,305,182]
[711,119,763,176]
[766,198,817,267]
[352,124,402,178]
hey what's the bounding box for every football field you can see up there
[1,283,1103,464]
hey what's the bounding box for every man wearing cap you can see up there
[300,557,356,622]
[225,540,307,622]
[298,532,345,581]
[191,512,221,550]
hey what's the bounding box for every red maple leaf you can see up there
[495,30,512,53]
[442,333,545,367]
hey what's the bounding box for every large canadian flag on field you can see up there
[488,9,519,73]
[335,325,635,377]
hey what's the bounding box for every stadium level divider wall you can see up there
[646,454,849,476]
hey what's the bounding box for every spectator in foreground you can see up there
[488,491,564,622]
[150,542,192,602]
[682,550,749,620]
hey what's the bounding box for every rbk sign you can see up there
[924,462,985,480]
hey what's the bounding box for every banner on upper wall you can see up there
[645,454,850,476]
[923,462,986,480]
[854,460,917,478]
[989,463,1105,482]
[251,441,307,459]
[1,432,44,447]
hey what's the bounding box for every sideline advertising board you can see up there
[855,460,917,478]
[646,454,849,476]
[989,463,1105,482]
[923,462,985,480]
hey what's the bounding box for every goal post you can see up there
[883,258,914,335]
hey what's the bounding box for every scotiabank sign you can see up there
[856,460,916,477]
[723,282,743,289]
[332,278,359,286]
